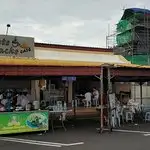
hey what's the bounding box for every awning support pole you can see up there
[100,66,104,133]
[107,67,112,132]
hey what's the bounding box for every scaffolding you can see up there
[108,8,150,65]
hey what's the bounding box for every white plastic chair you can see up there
[145,112,150,122]
[125,111,133,123]
[111,110,116,128]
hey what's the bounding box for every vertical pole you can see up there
[6,27,8,35]
[107,67,112,132]
[73,81,76,119]
[140,82,143,107]
[100,66,104,132]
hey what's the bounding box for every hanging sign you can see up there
[62,76,76,81]
[0,35,34,57]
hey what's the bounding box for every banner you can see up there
[0,35,34,57]
[0,111,49,134]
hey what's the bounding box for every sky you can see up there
[0,0,150,48]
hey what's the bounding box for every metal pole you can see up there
[107,67,112,132]
[73,81,76,119]
[100,66,104,132]
[6,27,8,35]
[140,82,143,107]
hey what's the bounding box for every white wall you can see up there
[131,83,150,105]
[115,82,150,105]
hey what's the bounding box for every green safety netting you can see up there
[117,14,144,33]
[117,20,132,33]
[116,8,150,46]
[125,55,150,65]
[116,31,133,46]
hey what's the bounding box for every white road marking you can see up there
[0,137,84,147]
[0,137,61,147]
[102,128,150,135]
[64,142,84,146]
[112,129,150,134]
[143,134,150,136]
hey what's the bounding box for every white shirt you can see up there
[17,95,29,108]
[93,90,99,99]
[17,95,22,105]
[85,92,92,101]
[0,94,3,100]
[21,95,29,108]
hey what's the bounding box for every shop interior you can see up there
[41,76,100,105]
[1,75,150,126]
[0,77,40,112]
[40,75,150,125]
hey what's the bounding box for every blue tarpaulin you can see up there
[127,8,150,14]
[121,8,150,20]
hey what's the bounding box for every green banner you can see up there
[0,111,49,134]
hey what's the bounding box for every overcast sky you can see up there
[0,0,149,48]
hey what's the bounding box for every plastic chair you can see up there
[145,112,150,122]
[111,110,116,128]
[125,111,133,123]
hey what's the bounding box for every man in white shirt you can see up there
[83,91,92,107]
[92,88,99,107]
[17,89,31,109]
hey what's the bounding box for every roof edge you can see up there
[34,42,112,52]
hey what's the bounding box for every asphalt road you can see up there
[1,120,150,150]
[1,129,150,149]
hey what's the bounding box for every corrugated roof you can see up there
[34,42,112,52]
[0,56,149,69]
[35,48,129,64]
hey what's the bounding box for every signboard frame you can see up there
[0,35,34,58]
[0,110,49,135]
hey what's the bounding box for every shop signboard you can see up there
[62,76,76,81]
[0,35,34,57]
[0,111,49,135]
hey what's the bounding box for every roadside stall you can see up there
[0,88,49,135]
[0,35,49,135]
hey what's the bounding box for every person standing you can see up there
[92,88,99,107]
[83,91,92,108]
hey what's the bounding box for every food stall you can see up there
[0,88,49,135]
[0,34,49,135]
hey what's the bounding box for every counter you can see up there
[0,110,49,135]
